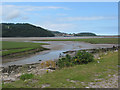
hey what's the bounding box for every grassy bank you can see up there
[2,41,49,61]
[3,51,118,88]
[34,38,118,44]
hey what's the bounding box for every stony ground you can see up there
[86,73,118,88]
[66,71,118,88]
[1,63,55,84]
[1,48,119,88]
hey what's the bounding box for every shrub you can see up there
[20,73,34,80]
[57,54,72,68]
[57,50,94,68]
[57,57,66,68]
[73,50,94,64]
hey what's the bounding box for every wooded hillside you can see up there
[2,23,55,37]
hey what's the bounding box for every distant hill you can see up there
[2,23,55,37]
[74,32,97,36]
[51,31,67,36]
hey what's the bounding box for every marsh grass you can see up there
[2,41,49,58]
[33,38,118,44]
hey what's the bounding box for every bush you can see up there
[57,50,94,68]
[20,73,34,80]
[57,54,73,68]
[73,50,94,64]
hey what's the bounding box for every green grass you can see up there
[2,41,48,50]
[2,41,49,57]
[34,38,118,44]
[3,51,118,88]
[20,73,34,81]
[2,48,35,56]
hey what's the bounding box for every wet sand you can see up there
[1,36,111,42]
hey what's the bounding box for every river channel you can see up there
[3,41,117,67]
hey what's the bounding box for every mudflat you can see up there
[2,40,117,66]
[1,36,109,41]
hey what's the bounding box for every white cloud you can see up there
[4,10,20,20]
[21,6,67,11]
[2,5,21,20]
[2,5,67,21]
[58,16,117,21]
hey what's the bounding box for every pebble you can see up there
[3,77,16,82]
[70,80,76,83]
[15,73,22,78]
[104,53,107,55]
[41,84,50,88]
[27,69,31,72]
[98,57,100,59]
[97,61,100,63]
[4,73,8,75]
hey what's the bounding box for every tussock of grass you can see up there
[20,73,34,81]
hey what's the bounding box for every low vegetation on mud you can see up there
[1,41,49,62]
[33,38,118,44]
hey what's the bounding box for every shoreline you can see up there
[1,36,119,43]
[2,45,119,68]
[2,50,50,64]
[2,41,118,66]
[1,46,119,84]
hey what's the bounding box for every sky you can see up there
[1,2,118,35]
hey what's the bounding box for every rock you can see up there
[81,82,84,84]
[98,57,100,59]
[28,65,36,69]
[113,74,116,77]
[94,79,102,81]
[66,79,79,83]
[66,79,70,81]
[28,69,32,72]
[15,73,22,78]
[3,77,16,82]
[2,65,22,74]
[11,71,14,74]
[27,70,31,72]
[104,53,107,55]
[29,66,32,69]
[3,73,8,75]
[41,84,50,88]
[47,67,56,70]
[90,82,94,84]
[97,61,100,63]
[39,60,42,61]
[70,80,76,83]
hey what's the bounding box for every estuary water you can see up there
[3,40,117,67]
